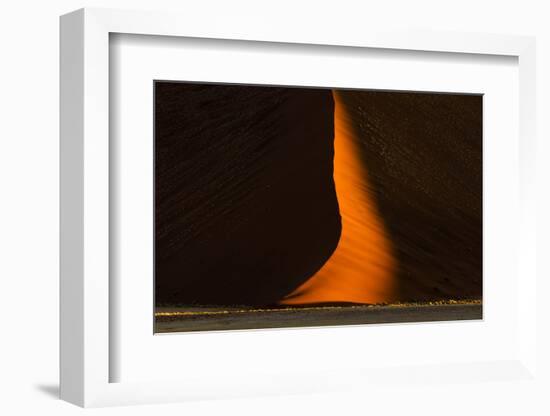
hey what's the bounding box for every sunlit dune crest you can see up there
[280,91,398,305]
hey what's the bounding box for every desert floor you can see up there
[155,300,482,333]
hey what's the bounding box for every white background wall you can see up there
[1,0,548,414]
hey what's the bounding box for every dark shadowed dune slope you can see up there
[155,83,340,306]
[339,91,482,301]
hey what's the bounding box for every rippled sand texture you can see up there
[281,91,398,305]
[155,84,340,305]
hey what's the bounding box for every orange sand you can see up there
[280,91,398,305]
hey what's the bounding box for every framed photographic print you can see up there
[60,7,538,408]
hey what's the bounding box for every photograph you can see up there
[154,82,483,332]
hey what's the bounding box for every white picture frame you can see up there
[60,7,538,408]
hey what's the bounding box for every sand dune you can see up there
[281,91,398,305]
